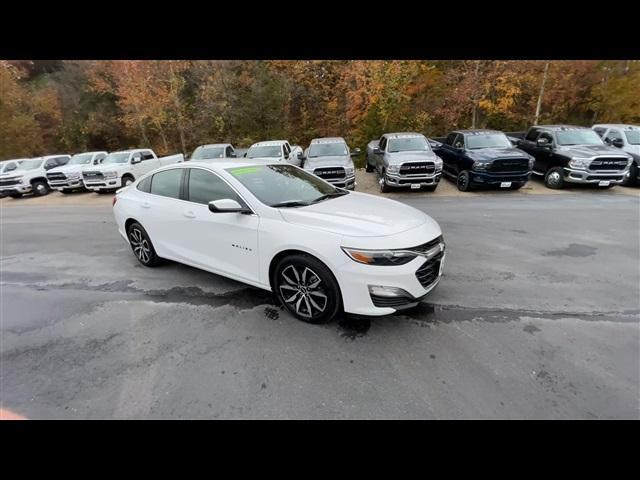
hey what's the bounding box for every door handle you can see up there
[183,211,196,218]
[141,202,151,209]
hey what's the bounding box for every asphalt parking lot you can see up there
[1,172,639,419]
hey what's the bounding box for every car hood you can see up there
[556,144,631,158]
[466,147,531,161]
[48,164,87,174]
[386,151,439,164]
[278,191,433,237]
[304,156,354,169]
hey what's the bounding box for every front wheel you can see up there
[622,164,638,187]
[365,160,374,173]
[32,180,51,196]
[544,167,564,189]
[457,170,473,192]
[127,222,161,267]
[273,254,342,324]
[122,176,135,187]
[379,173,391,193]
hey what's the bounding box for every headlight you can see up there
[387,165,400,175]
[103,171,118,178]
[473,161,488,171]
[342,247,418,266]
[434,157,443,170]
[344,166,355,176]
[528,157,535,169]
[569,158,590,169]
[14,176,25,183]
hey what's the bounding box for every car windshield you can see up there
[624,130,640,145]
[16,158,43,170]
[102,152,130,165]
[388,136,429,152]
[1,161,20,173]
[226,164,346,207]
[247,145,282,158]
[68,153,94,165]
[555,130,604,146]
[192,146,225,160]
[466,133,512,149]
[308,143,348,158]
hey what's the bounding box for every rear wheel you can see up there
[544,167,565,189]
[273,254,342,324]
[127,222,161,267]
[457,170,473,192]
[32,180,50,196]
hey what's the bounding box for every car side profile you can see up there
[113,161,445,323]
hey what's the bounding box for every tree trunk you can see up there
[154,120,169,154]
[471,60,480,128]
[168,62,187,154]
[534,62,549,126]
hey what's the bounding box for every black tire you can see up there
[456,170,473,192]
[365,160,374,173]
[127,222,161,267]
[544,167,565,189]
[31,180,50,196]
[122,175,135,187]
[9,193,23,198]
[273,253,342,324]
[379,171,391,193]
[622,163,638,187]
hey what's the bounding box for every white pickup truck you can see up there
[82,148,184,193]
[0,155,71,198]
[245,140,303,166]
[46,151,108,193]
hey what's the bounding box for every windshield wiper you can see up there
[310,191,349,204]
[270,200,311,208]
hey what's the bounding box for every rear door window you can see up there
[525,128,539,141]
[150,169,183,199]
[187,168,241,205]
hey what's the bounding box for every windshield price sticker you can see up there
[230,166,260,176]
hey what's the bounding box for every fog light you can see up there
[368,285,412,298]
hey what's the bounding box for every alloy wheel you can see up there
[129,228,151,264]
[547,171,561,187]
[278,264,328,319]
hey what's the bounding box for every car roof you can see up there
[170,159,283,171]
[534,125,588,131]
[454,129,503,135]
[252,140,287,147]
[0,158,29,163]
[384,132,425,139]
[310,137,346,144]
[195,143,232,148]
[593,124,640,130]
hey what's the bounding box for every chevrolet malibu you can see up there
[112,161,445,323]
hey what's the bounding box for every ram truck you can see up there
[46,151,108,193]
[592,124,640,186]
[245,140,303,166]
[366,132,443,192]
[301,137,359,190]
[82,148,184,192]
[189,143,237,160]
[0,155,71,198]
[0,159,27,197]
[433,129,534,191]
[512,125,632,189]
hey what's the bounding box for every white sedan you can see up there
[112,160,445,323]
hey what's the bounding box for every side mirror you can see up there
[297,151,303,159]
[208,198,250,214]
[536,138,551,148]
[351,148,362,156]
[373,147,382,155]
[283,153,289,160]
[454,142,464,150]
[131,157,142,164]
[611,138,624,148]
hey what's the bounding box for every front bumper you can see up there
[83,177,122,191]
[0,183,32,195]
[336,240,446,316]
[563,167,627,184]
[470,171,531,186]
[48,178,85,190]
[383,171,442,188]
[327,175,356,189]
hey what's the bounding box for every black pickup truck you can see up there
[509,125,633,189]
[433,129,534,191]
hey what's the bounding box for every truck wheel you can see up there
[273,253,342,324]
[622,164,638,187]
[365,160,374,173]
[9,193,23,199]
[32,180,50,196]
[122,175,135,187]
[127,222,161,267]
[456,171,473,192]
[379,173,391,193]
[544,167,564,189]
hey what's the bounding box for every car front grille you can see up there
[415,251,444,289]
[46,172,67,181]
[585,175,624,181]
[83,171,104,181]
[589,158,628,171]
[399,162,435,175]
[314,167,345,180]
[0,179,21,186]
[486,158,530,173]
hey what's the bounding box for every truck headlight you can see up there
[528,157,535,169]
[569,158,590,169]
[387,165,400,175]
[344,166,355,177]
[473,161,488,171]
[342,247,418,266]
[434,157,443,171]
[103,171,118,178]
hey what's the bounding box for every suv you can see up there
[592,124,640,186]
[301,137,359,190]
[514,125,632,189]
[0,155,71,198]
[435,129,534,191]
[366,132,443,192]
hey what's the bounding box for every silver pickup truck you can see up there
[302,137,359,190]
[366,132,443,192]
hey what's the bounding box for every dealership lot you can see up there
[1,176,638,419]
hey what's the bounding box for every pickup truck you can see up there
[366,132,443,192]
[592,124,640,186]
[82,148,184,193]
[433,129,534,191]
[189,143,237,160]
[301,137,359,190]
[244,140,303,166]
[0,159,27,197]
[0,155,71,198]
[512,125,633,189]
[46,151,108,193]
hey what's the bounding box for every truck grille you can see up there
[314,167,345,180]
[415,251,444,289]
[399,162,435,175]
[83,171,104,181]
[46,172,67,181]
[0,178,21,186]
[486,158,529,173]
[589,158,628,171]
